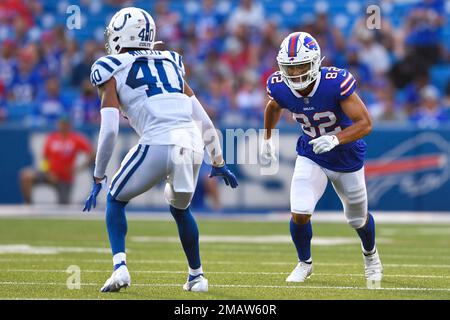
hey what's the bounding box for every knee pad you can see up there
[347,216,367,229]
[342,187,367,229]
[164,183,192,210]
[290,196,316,215]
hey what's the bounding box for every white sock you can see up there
[189,266,203,276]
[113,252,126,266]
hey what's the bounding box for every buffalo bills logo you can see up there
[303,36,318,50]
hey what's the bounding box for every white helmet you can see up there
[105,7,158,55]
[276,32,323,91]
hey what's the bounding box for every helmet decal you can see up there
[113,13,131,31]
[303,35,319,51]
[139,10,151,42]
[288,33,300,57]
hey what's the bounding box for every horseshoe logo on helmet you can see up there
[113,13,131,31]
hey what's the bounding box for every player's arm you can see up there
[263,99,283,139]
[184,81,238,188]
[336,92,372,144]
[261,98,283,161]
[83,77,120,212]
[93,77,120,183]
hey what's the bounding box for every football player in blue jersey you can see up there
[262,32,383,283]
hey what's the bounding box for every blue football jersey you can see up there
[266,66,366,172]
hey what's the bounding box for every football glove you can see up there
[83,176,107,212]
[308,135,339,154]
[209,162,238,188]
[260,137,277,162]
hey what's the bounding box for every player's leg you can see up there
[100,144,170,292]
[287,156,328,282]
[329,167,383,281]
[165,147,208,292]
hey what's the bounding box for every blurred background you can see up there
[0,0,449,212]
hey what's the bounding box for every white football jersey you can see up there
[90,49,203,153]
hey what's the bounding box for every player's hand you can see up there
[83,176,107,212]
[308,135,339,154]
[260,138,277,162]
[209,162,238,188]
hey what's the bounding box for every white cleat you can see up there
[100,265,131,293]
[286,261,313,282]
[183,275,208,292]
[363,250,383,282]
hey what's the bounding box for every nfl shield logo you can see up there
[303,98,309,104]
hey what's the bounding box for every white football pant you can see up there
[290,156,368,229]
[109,144,203,209]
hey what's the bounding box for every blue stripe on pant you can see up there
[110,145,142,193]
[111,145,150,199]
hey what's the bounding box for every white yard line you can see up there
[2,269,450,279]
[0,281,448,292]
[0,258,450,268]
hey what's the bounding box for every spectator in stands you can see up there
[19,116,95,204]
[7,44,41,105]
[354,28,391,77]
[31,76,70,126]
[200,77,232,122]
[70,40,100,87]
[402,73,430,116]
[310,11,345,66]
[403,0,445,67]
[409,85,449,128]
[369,84,407,123]
[235,70,265,119]
[72,79,101,126]
[154,0,182,47]
[227,0,265,33]
[0,39,16,89]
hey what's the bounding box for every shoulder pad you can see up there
[90,54,129,87]
[266,71,284,101]
[329,67,357,100]
[162,50,185,77]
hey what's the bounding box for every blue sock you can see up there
[290,218,312,262]
[356,213,376,254]
[106,193,128,255]
[170,205,201,271]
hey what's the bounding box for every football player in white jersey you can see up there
[83,7,238,293]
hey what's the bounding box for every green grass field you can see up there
[0,216,449,300]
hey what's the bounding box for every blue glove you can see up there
[209,163,238,188]
[83,176,107,212]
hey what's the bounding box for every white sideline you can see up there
[0,281,448,292]
[1,205,450,224]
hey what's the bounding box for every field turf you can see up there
[0,217,449,300]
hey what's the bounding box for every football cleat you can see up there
[100,265,131,293]
[286,261,313,282]
[183,275,208,292]
[363,249,383,282]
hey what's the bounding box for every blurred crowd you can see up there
[1,0,450,129]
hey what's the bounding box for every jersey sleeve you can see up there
[336,68,357,100]
[90,55,124,87]
[266,72,285,107]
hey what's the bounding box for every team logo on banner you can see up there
[365,133,450,204]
